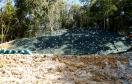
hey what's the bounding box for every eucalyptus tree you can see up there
[46,0,65,31]
[69,3,81,27]
[90,0,117,30]
[15,0,66,37]
[15,0,48,37]
[101,0,132,33]
[0,0,15,43]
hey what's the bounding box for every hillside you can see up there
[0,28,131,55]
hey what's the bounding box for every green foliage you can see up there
[0,0,15,42]
[79,0,132,33]
[0,0,132,42]
[15,0,65,36]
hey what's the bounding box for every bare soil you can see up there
[0,54,131,84]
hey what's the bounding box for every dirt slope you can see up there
[0,54,132,84]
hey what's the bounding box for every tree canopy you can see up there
[0,0,132,42]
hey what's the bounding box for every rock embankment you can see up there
[0,54,132,84]
[6,28,131,55]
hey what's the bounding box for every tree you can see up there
[79,0,131,34]
[90,0,117,29]
[46,0,65,31]
[0,0,15,43]
[15,0,66,36]
[69,3,81,27]
[15,0,44,37]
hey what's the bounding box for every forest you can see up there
[0,0,132,43]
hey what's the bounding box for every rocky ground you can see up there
[0,28,131,55]
[0,54,132,84]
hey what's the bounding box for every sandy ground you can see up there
[0,54,132,84]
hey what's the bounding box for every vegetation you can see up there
[0,0,132,42]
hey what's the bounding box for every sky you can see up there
[0,0,5,9]
[0,0,81,9]
[67,0,81,4]
[68,0,80,3]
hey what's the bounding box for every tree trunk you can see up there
[104,18,105,30]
